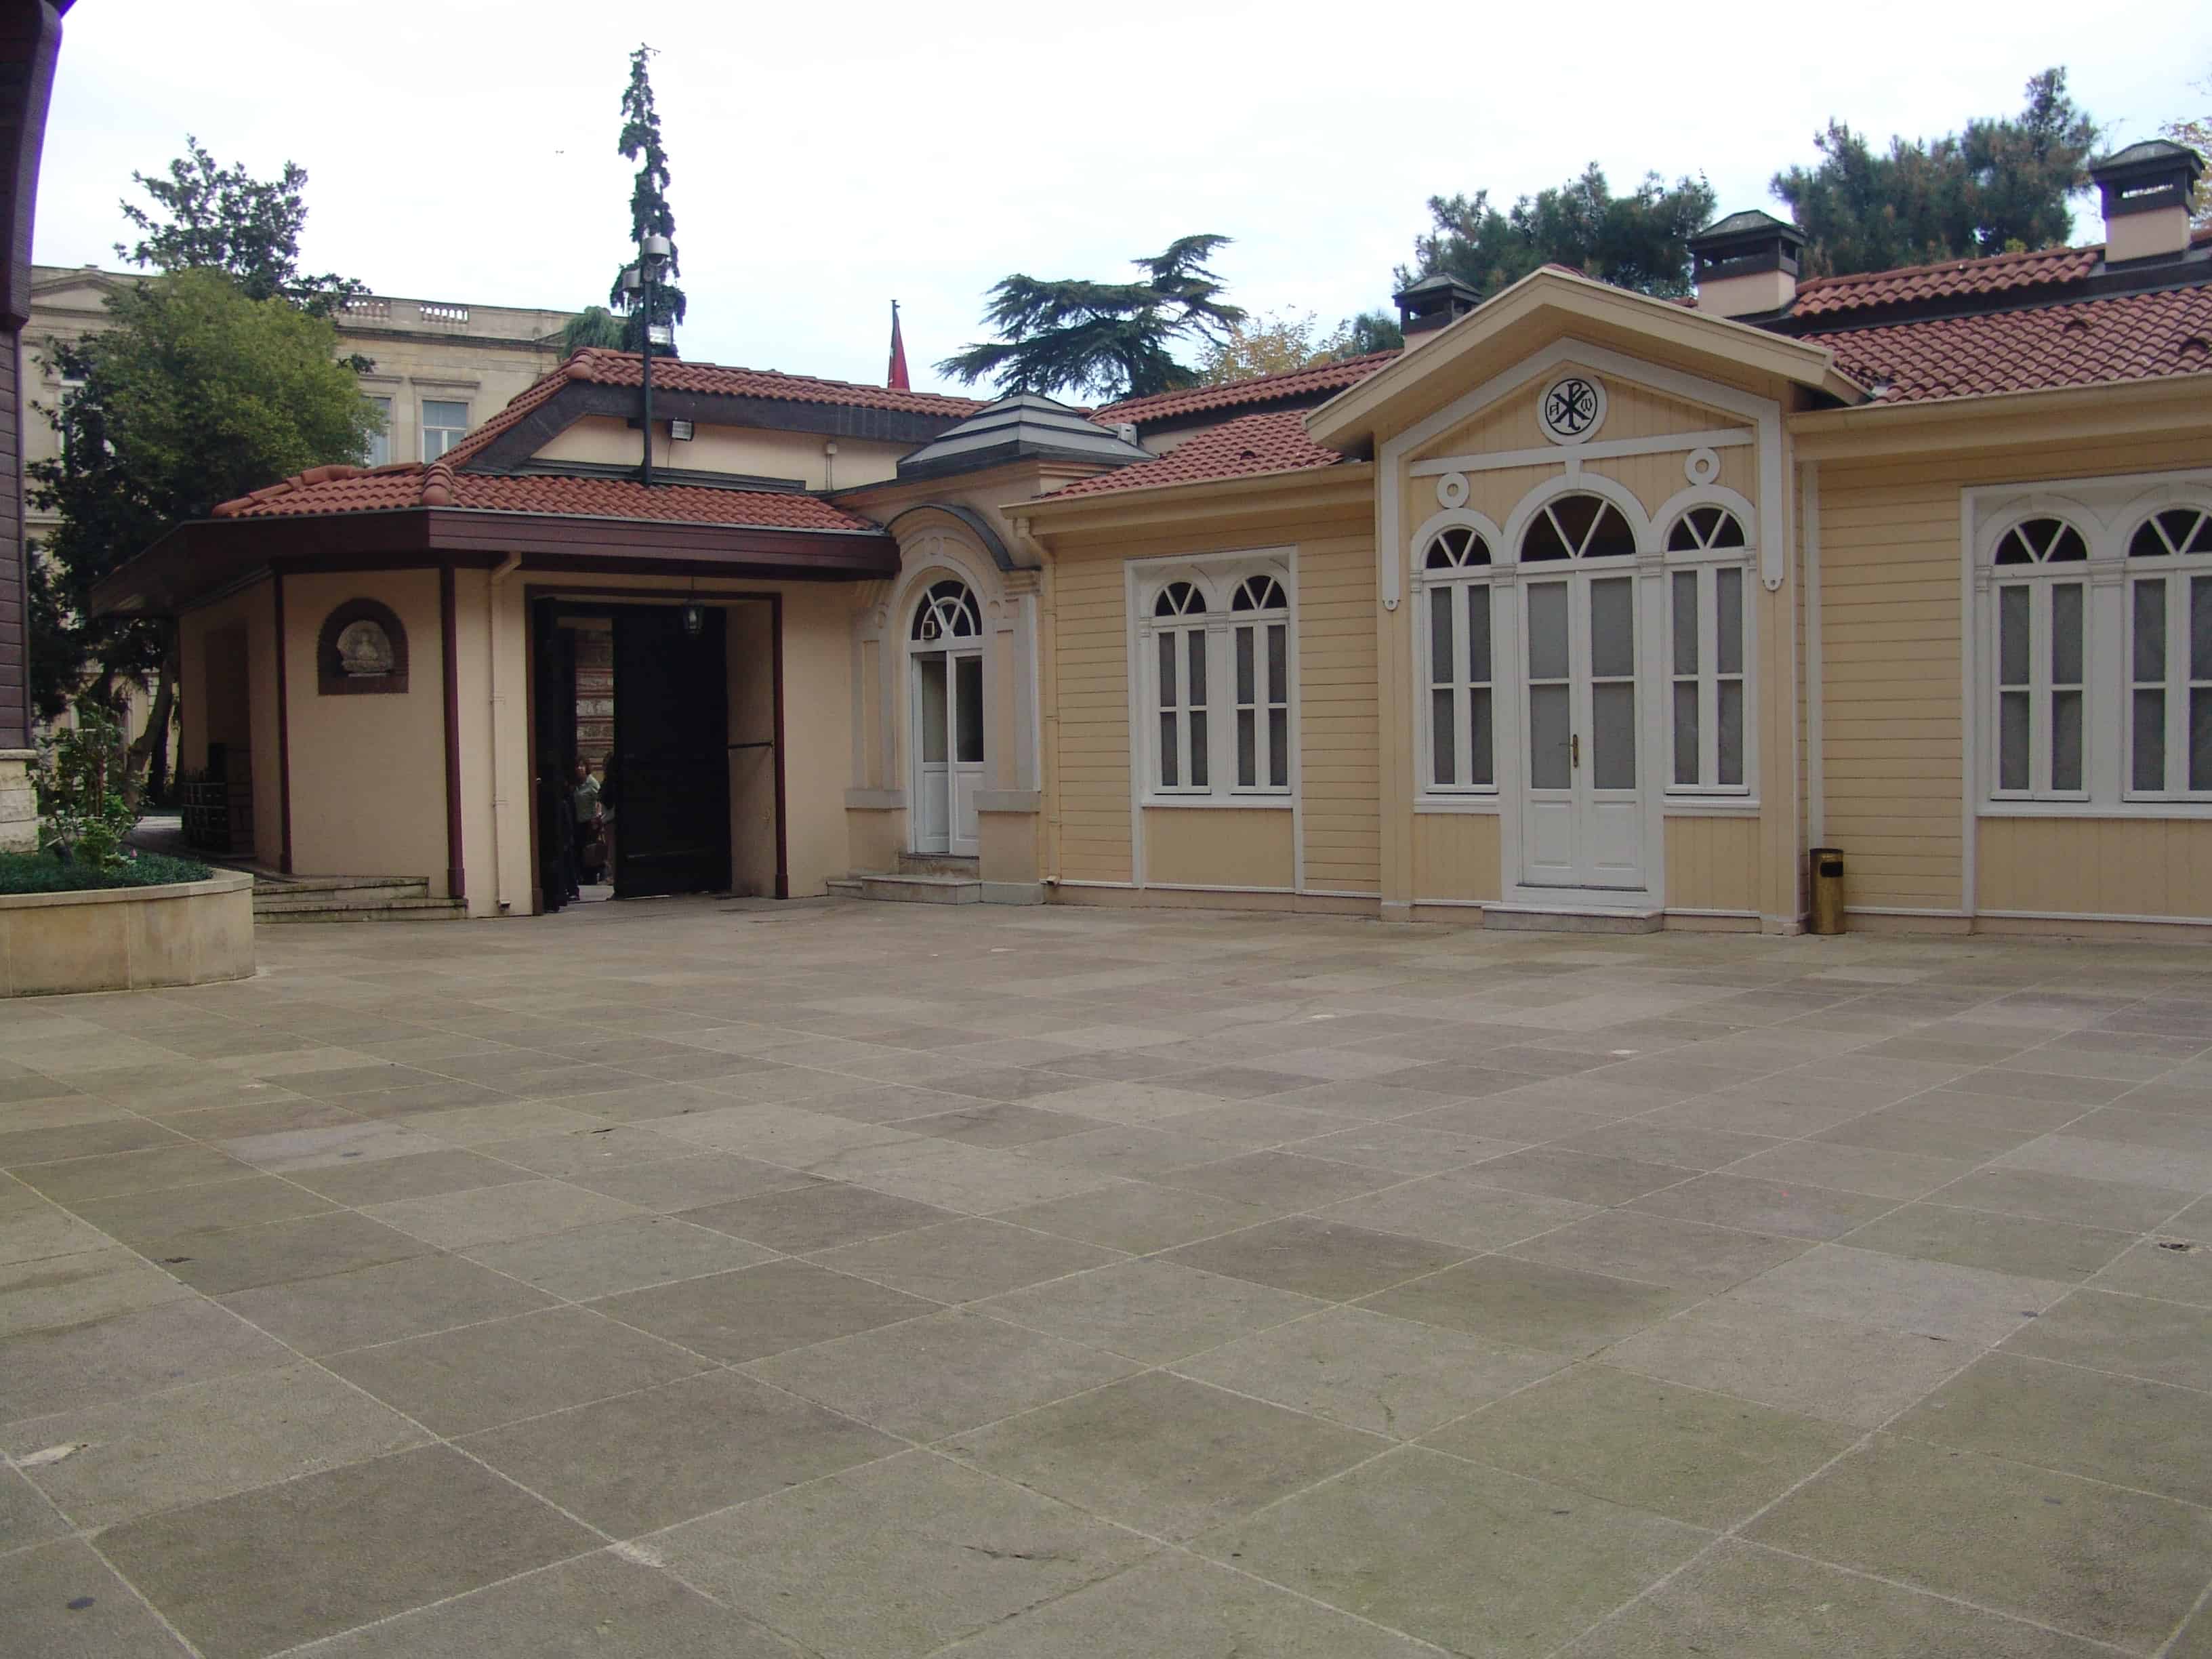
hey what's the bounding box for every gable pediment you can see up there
[1306,268,1858,456]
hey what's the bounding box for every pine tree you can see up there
[607,43,686,356]
[937,236,1244,401]
[1771,69,2101,276]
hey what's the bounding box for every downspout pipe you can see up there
[487,552,522,912]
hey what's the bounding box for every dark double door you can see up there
[535,601,731,903]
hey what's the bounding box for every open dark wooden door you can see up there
[612,605,731,897]
[531,600,577,911]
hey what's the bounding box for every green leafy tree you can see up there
[1336,309,1404,357]
[605,44,685,355]
[2162,66,2211,229]
[1401,165,1717,302]
[117,136,365,321]
[939,235,1246,400]
[28,270,380,797]
[558,304,629,356]
[1198,308,1404,384]
[1772,68,2101,274]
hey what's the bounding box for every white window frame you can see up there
[1967,473,2212,821]
[362,395,393,468]
[420,398,470,462]
[1410,487,1761,813]
[1660,499,1757,799]
[1415,517,1502,797]
[1130,550,1296,808]
[2123,504,2212,803]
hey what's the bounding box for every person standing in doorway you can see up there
[596,754,619,894]
[570,758,601,894]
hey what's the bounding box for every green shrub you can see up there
[33,708,140,873]
[0,850,211,895]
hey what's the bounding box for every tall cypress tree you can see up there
[607,44,686,356]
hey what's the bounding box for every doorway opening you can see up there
[530,595,783,911]
[907,579,985,857]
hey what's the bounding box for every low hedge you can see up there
[0,850,216,895]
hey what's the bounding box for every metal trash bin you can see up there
[1809,847,1845,935]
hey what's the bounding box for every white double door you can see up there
[912,648,984,857]
[1518,568,1646,891]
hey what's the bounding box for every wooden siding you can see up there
[1050,549,1134,884]
[1296,529,1379,893]
[1044,510,1376,895]
[1978,819,2212,921]
[1818,434,2212,914]
[1665,815,1761,912]
[1412,813,1501,903]
[1145,807,1294,888]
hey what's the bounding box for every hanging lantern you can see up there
[680,601,705,638]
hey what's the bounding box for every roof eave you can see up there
[1788,369,2212,461]
[1015,459,1374,534]
[90,505,895,618]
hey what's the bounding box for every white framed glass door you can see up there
[911,647,983,856]
[1520,571,1644,889]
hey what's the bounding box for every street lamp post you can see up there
[621,233,674,488]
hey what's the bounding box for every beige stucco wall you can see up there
[728,600,780,897]
[1143,807,1294,889]
[534,415,909,491]
[1815,431,2212,920]
[282,570,451,889]
[178,579,284,869]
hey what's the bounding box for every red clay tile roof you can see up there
[1791,243,2104,318]
[441,348,983,468]
[1044,411,1341,499]
[1094,350,1397,426]
[1814,286,2212,405]
[209,460,882,532]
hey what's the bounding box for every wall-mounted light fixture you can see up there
[668,418,694,442]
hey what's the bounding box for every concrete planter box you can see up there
[0,869,256,996]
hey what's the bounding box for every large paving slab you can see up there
[2,899,2209,1653]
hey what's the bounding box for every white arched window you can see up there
[1988,513,2093,798]
[1136,557,1294,800]
[1420,523,1496,791]
[2125,504,2212,799]
[911,578,981,643]
[1662,501,1754,794]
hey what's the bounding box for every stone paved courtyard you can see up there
[3,897,2210,1658]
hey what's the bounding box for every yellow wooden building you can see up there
[95,140,2212,939]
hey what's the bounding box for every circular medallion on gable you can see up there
[1538,375,1605,445]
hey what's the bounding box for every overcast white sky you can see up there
[34,1,2211,397]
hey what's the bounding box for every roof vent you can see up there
[1687,211,1807,319]
[1392,272,1481,350]
[2089,141,2205,266]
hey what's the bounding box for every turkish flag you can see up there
[887,302,910,391]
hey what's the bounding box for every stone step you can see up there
[833,871,982,905]
[896,852,981,878]
[253,875,430,901]
[255,888,430,915]
[255,895,466,923]
[1483,902,1664,935]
